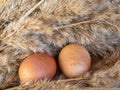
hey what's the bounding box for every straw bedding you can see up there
[0,0,120,89]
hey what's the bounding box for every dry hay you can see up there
[0,0,120,89]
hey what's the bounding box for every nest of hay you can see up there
[0,0,120,89]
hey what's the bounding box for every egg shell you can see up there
[19,53,57,82]
[58,44,91,78]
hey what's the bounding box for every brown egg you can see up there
[19,53,57,82]
[58,44,91,78]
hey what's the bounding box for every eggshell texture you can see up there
[59,44,91,78]
[19,53,57,82]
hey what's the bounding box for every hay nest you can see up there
[0,0,120,89]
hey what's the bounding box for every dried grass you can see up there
[0,0,120,89]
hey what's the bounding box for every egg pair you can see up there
[19,44,91,83]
